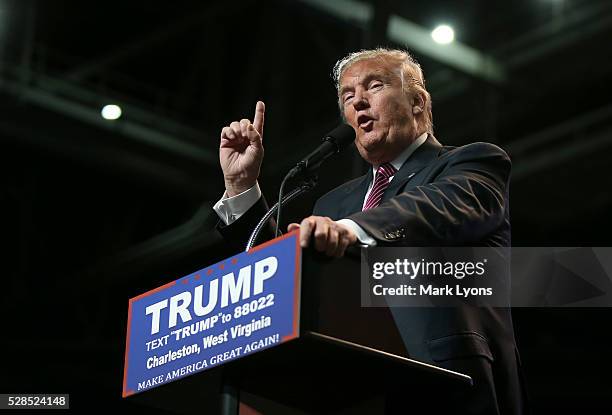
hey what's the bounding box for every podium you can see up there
[124,233,472,414]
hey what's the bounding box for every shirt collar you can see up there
[372,132,428,177]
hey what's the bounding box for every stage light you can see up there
[101,104,122,120]
[431,25,454,44]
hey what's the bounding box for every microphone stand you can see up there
[245,123,354,251]
[245,175,318,252]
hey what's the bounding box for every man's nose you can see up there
[352,91,369,111]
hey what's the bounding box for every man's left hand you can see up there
[287,216,357,257]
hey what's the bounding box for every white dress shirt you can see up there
[213,132,428,246]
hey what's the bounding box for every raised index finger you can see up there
[253,101,265,137]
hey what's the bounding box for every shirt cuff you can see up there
[213,182,262,225]
[336,218,377,247]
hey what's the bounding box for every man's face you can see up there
[339,58,420,165]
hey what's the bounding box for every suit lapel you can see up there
[339,169,372,217]
[382,134,442,202]
[334,134,441,215]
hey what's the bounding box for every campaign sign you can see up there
[122,231,301,397]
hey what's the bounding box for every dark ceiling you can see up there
[1,0,612,413]
[3,0,612,240]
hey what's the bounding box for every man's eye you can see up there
[370,82,383,90]
[343,94,354,103]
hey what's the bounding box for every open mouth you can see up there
[357,115,374,131]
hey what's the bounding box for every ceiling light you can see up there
[431,25,454,44]
[101,104,122,120]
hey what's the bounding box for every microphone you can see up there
[286,124,356,178]
[270,123,355,238]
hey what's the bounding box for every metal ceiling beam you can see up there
[4,81,215,164]
[506,13,612,69]
[298,0,506,83]
[298,0,372,23]
[512,129,612,181]
[66,1,254,82]
[0,115,210,197]
[508,104,612,181]
[495,1,612,67]
[386,16,505,83]
[66,10,207,82]
[427,1,612,100]
[1,67,216,166]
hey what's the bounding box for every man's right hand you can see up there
[219,101,265,197]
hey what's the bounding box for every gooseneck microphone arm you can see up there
[245,177,317,251]
[245,124,356,251]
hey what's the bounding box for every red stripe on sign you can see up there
[292,228,301,339]
[248,229,300,254]
[122,300,134,397]
[123,280,177,397]
[130,280,177,302]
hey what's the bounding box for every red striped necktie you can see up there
[363,163,397,211]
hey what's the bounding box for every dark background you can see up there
[1,0,611,413]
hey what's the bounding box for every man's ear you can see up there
[412,93,425,115]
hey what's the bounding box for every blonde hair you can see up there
[332,48,433,134]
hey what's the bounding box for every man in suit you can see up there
[214,48,526,414]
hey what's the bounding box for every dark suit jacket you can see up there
[218,135,526,414]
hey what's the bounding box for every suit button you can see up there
[386,231,399,240]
